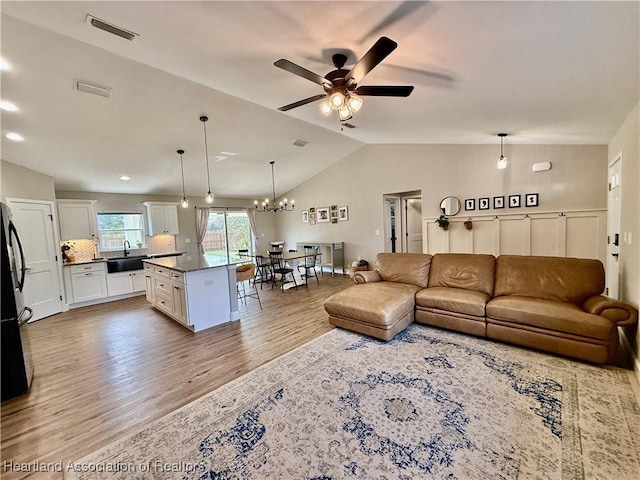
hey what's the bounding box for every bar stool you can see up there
[236,263,262,309]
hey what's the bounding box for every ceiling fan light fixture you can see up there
[330,91,345,108]
[347,93,363,112]
[338,105,353,122]
[319,100,332,116]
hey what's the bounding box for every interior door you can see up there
[404,198,423,253]
[383,196,400,253]
[605,155,622,298]
[8,200,63,320]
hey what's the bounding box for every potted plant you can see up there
[435,214,450,230]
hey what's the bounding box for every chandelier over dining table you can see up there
[254,161,294,213]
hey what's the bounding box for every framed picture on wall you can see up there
[464,199,475,211]
[508,195,521,208]
[525,193,539,207]
[330,204,338,220]
[302,210,309,223]
[339,206,348,221]
[479,197,490,210]
[317,207,330,223]
[309,213,316,225]
[493,196,505,209]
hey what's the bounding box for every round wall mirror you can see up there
[440,196,461,216]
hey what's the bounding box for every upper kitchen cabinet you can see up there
[143,202,179,236]
[57,200,98,241]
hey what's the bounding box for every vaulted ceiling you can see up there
[1,1,638,198]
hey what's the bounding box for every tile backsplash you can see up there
[61,235,177,263]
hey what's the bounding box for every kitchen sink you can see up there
[106,257,145,273]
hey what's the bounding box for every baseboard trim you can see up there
[620,329,640,385]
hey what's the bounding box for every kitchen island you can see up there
[143,252,245,332]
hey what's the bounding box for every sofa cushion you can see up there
[494,255,605,305]
[416,287,491,317]
[324,282,420,328]
[375,253,432,288]
[487,296,614,341]
[428,253,496,296]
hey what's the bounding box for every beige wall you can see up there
[54,190,276,252]
[1,160,56,203]
[607,102,640,374]
[278,144,608,265]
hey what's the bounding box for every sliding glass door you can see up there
[204,210,252,260]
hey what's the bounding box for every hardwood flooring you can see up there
[1,274,353,479]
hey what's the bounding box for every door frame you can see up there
[7,197,67,313]
[383,195,401,253]
[605,152,622,298]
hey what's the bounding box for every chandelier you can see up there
[254,161,294,213]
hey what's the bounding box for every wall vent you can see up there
[74,80,112,98]
[292,139,308,147]
[86,14,138,41]
[341,122,358,129]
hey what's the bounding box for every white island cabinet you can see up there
[143,253,241,332]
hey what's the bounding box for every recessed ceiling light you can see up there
[119,175,130,181]
[5,132,24,141]
[0,58,11,71]
[0,101,18,112]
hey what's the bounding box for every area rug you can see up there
[68,324,640,479]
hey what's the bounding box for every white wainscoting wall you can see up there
[423,209,607,263]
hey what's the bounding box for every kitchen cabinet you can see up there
[68,262,107,303]
[143,202,179,235]
[58,200,98,241]
[107,270,146,297]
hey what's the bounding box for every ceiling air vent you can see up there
[341,122,358,129]
[86,14,138,41]
[74,80,112,99]
[292,139,308,147]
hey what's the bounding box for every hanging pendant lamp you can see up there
[497,133,508,169]
[200,115,214,204]
[177,149,189,208]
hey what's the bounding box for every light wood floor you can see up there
[1,274,353,479]
[2,274,638,479]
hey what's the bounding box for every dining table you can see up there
[239,250,322,289]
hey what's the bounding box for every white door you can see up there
[8,200,63,320]
[404,198,423,253]
[606,154,622,298]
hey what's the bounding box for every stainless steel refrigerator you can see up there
[1,202,33,401]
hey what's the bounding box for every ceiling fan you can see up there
[274,37,414,122]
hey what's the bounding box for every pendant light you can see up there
[200,115,214,204]
[177,149,189,208]
[497,133,508,169]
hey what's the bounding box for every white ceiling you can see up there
[1,1,638,198]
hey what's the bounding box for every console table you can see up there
[296,241,344,276]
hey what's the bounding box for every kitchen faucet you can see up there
[123,240,131,257]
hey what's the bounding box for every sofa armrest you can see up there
[353,271,382,284]
[583,295,638,327]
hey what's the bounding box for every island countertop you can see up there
[142,252,247,273]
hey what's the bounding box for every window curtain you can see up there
[247,207,259,254]
[195,207,210,254]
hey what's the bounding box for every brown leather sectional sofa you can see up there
[324,253,638,363]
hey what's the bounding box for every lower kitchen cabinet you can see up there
[68,262,108,303]
[106,270,146,297]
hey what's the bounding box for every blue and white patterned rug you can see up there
[69,324,640,479]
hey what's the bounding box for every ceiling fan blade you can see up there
[277,94,328,112]
[353,85,414,97]
[358,1,430,43]
[274,59,332,88]
[345,37,398,86]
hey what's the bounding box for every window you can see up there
[204,210,252,259]
[97,213,145,250]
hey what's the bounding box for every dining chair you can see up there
[236,263,262,309]
[268,250,297,291]
[254,254,271,289]
[298,245,319,286]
